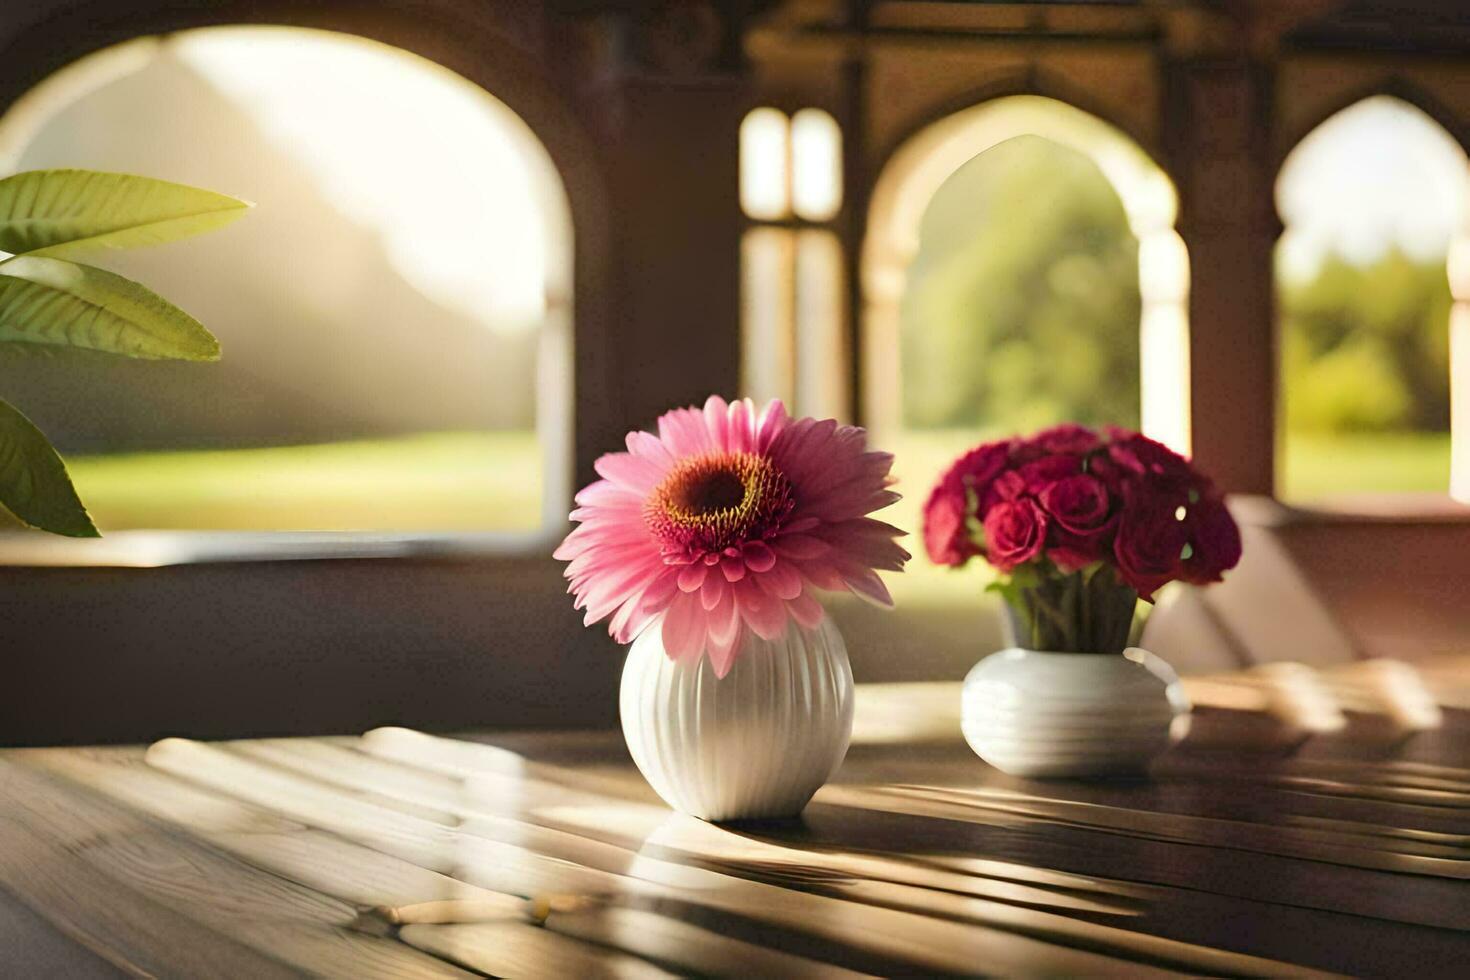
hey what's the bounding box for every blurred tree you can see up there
[900,135,1141,431]
[1280,249,1451,434]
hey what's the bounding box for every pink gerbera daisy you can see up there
[555,396,908,677]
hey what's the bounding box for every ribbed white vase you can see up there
[961,647,1191,778]
[620,612,854,821]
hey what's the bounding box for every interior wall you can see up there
[0,2,1466,745]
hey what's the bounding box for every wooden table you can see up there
[0,677,1467,978]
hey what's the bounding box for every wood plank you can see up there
[0,881,129,979]
[145,735,1188,977]
[16,747,497,910]
[236,737,1154,914]
[830,783,1470,875]
[235,745,887,978]
[263,733,1343,978]
[370,729,1470,973]
[8,709,1467,979]
[0,759,303,979]
[399,921,676,979]
[0,757,476,979]
[15,747,631,978]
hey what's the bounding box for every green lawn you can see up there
[64,431,543,532]
[1278,431,1451,502]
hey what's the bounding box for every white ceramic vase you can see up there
[961,647,1191,778]
[620,612,854,821]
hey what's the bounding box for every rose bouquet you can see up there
[924,424,1241,654]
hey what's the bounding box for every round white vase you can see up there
[620,613,854,821]
[961,647,1191,778]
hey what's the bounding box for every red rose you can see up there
[1014,423,1103,460]
[1112,492,1187,599]
[1038,474,1115,571]
[955,440,1011,495]
[983,498,1048,572]
[1104,429,1195,483]
[986,468,1027,510]
[923,440,1010,567]
[1180,496,1242,584]
[1018,454,1083,493]
[922,478,972,567]
[1038,474,1111,532]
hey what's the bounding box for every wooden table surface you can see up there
[1,669,1467,978]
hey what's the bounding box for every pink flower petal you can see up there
[798,561,846,591]
[721,559,747,583]
[725,398,755,453]
[843,567,895,607]
[625,429,675,470]
[660,596,706,662]
[756,399,789,451]
[789,593,826,630]
[657,407,713,456]
[773,535,829,559]
[708,631,740,678]
[708,588,740,648]
[700,571,727,610]
[703,395,731,447]
[735,578,788,640]
[754,560,803,600]
[677,563,708,593]
[593,452,663,494]
[743,540,777,572]
[574,480,640,508]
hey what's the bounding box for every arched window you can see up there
[1276,95,1468,506]
[863,96,1188,590]
[0,26,574,536]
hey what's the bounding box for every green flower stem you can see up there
[996,564,1139,654]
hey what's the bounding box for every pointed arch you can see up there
[1274,93,1470,504]
[862,94,1190,454]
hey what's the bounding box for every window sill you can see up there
[1233,493,1470,528]
[0,527,567,567]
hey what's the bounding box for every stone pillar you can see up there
[1164,24,1280,494]
[566,2,746,442]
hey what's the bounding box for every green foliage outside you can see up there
[1278,249,1452,497]
[0,169,249,535]
[63,431,542,532]
[895,132,1452,502]
[900,134,1142,433]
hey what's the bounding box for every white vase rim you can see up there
[995,645,1147,657]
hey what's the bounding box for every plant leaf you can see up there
[0,169,250,258]
[0,255,219,360]
[0,396,98,537]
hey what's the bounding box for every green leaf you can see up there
[0,255,219,360]
[0,396,98,537]
[0,169,250,258]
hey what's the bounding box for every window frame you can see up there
[0,0,621,565]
